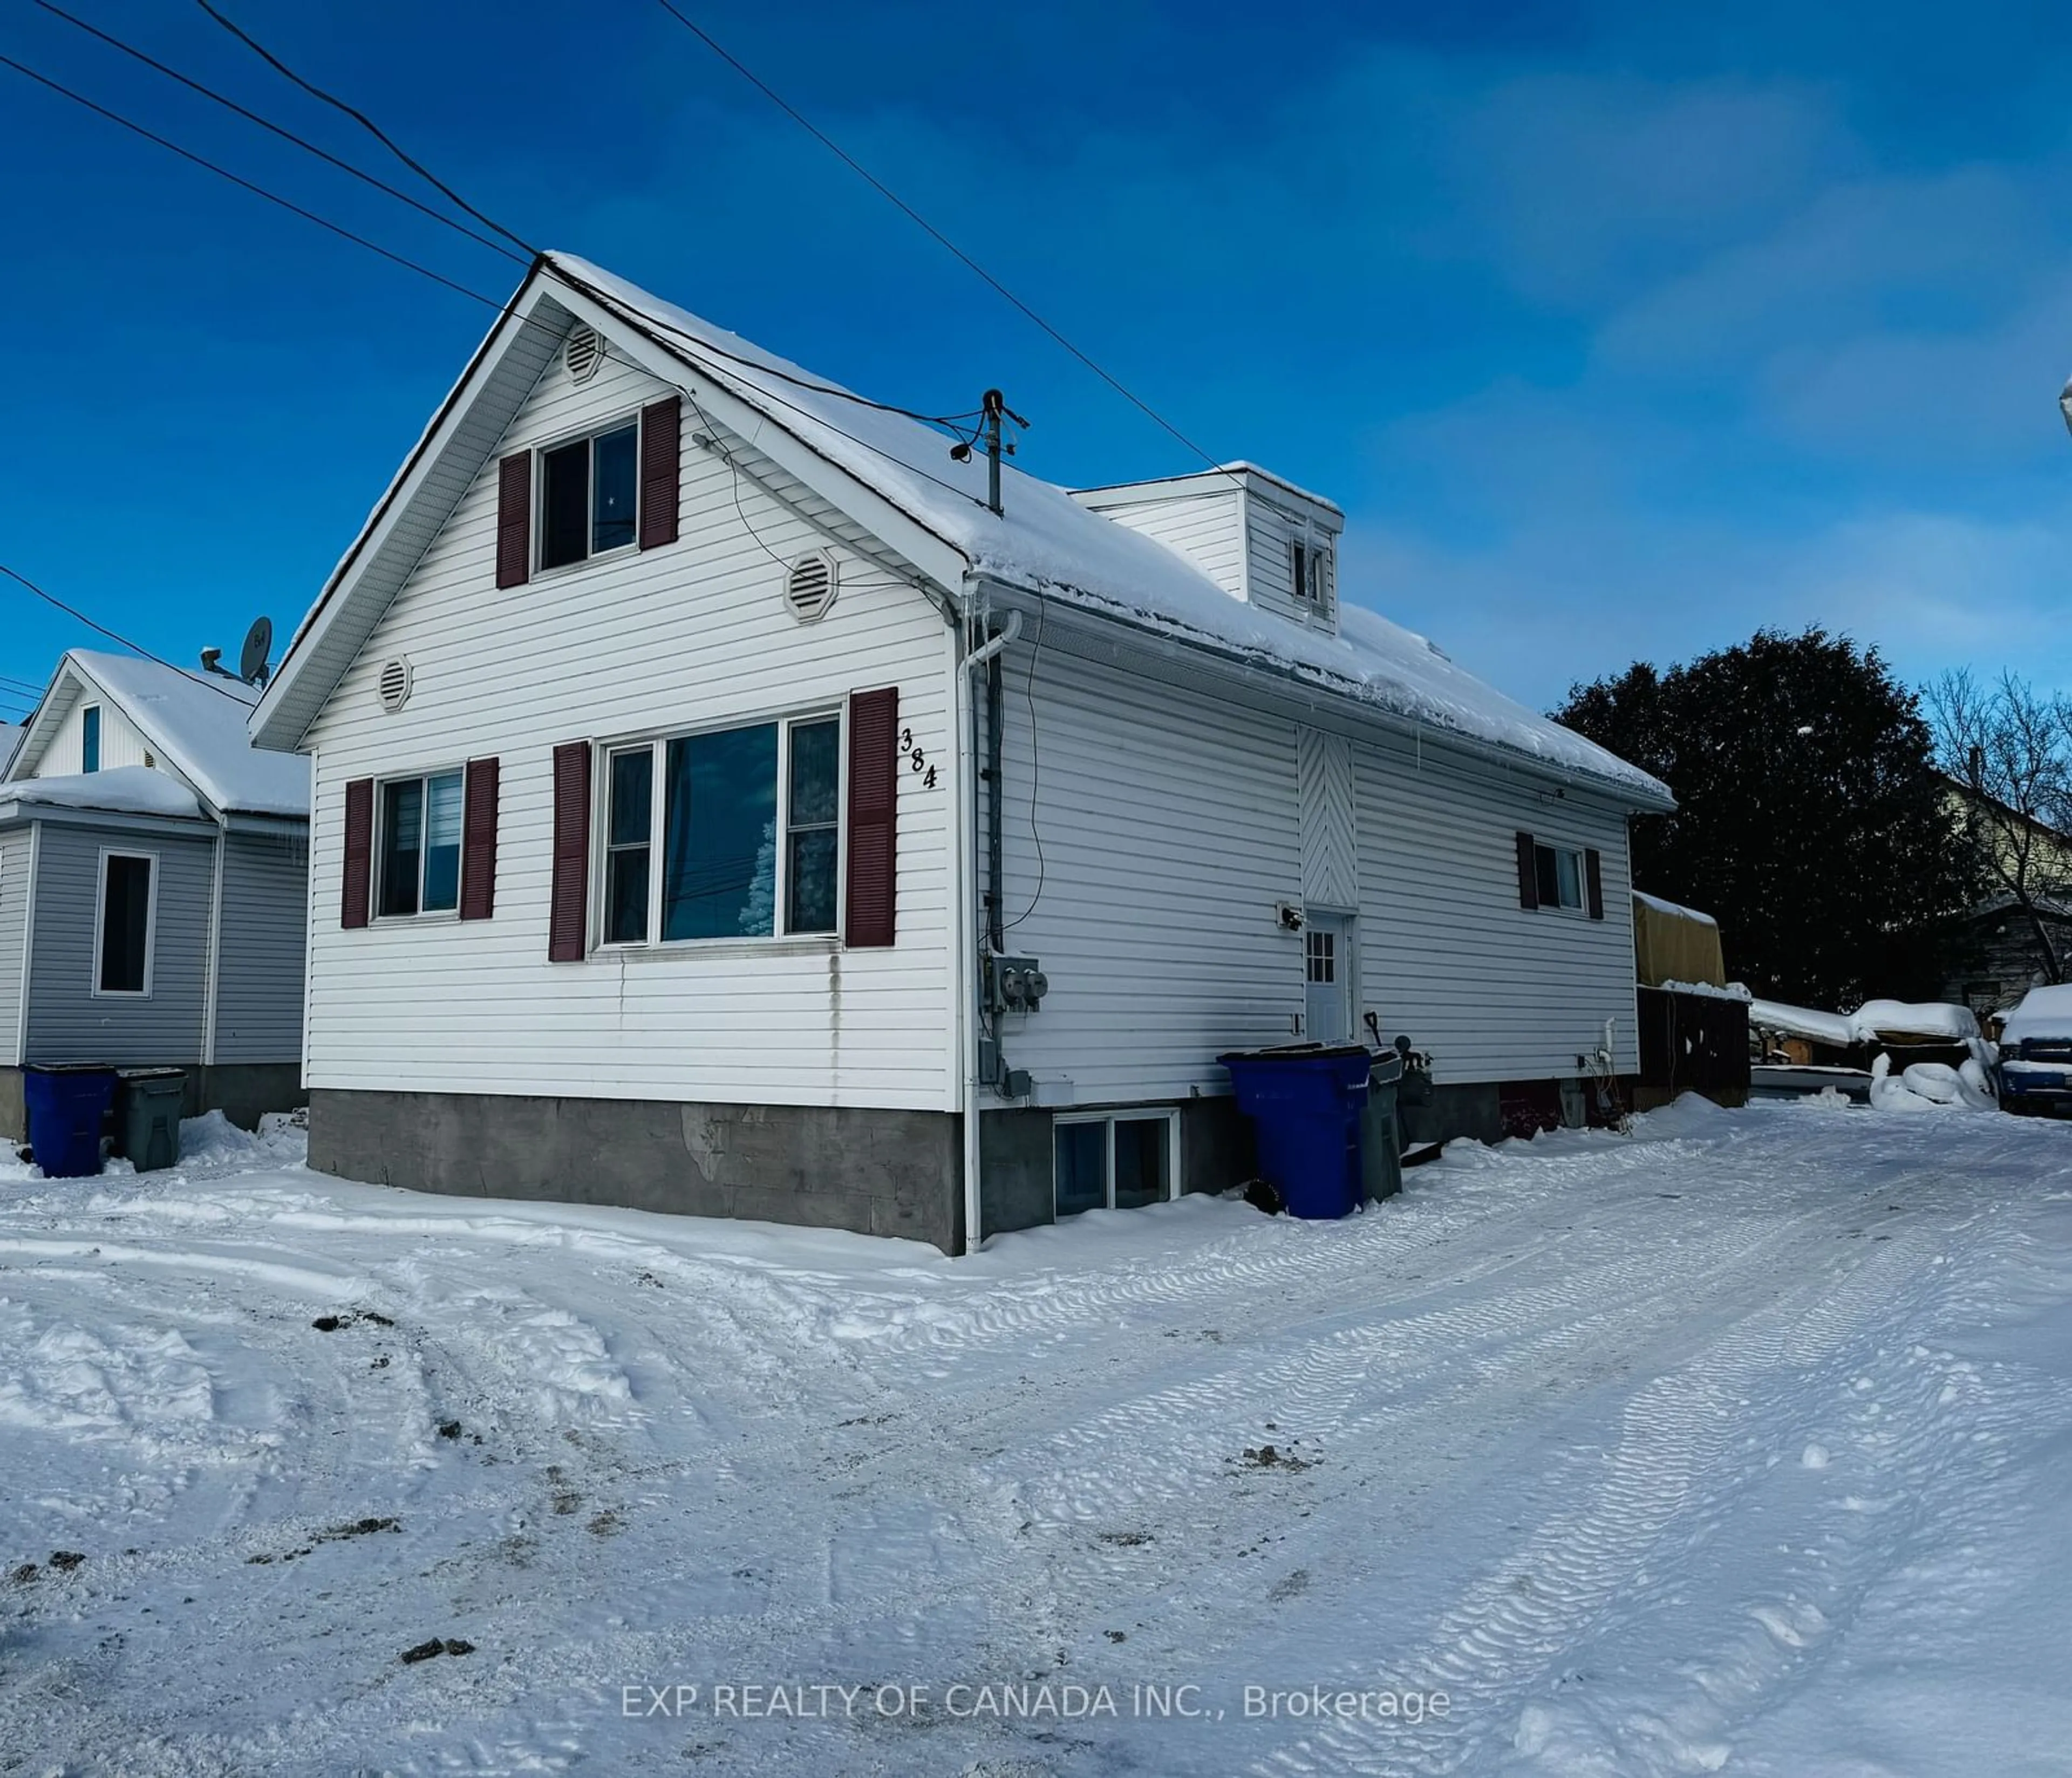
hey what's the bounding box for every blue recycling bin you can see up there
[1220,1045,1375,1219]
[23,1065,118,1178]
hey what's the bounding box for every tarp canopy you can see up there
[1633,890,1725,989]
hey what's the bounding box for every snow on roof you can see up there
[1999,984,2072,1044]
[1853,1000,1980,1043]
[1748,998,1859,1047]
[66,652,308,818]
[1748,996,1979,1047]
[548,255,1669,807]
[1633,889,1718,926]
[0,764,204,821]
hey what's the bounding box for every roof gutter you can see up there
[966,576,1675,814]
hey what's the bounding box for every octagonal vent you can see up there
[377,656,413,713]
[565,324,603,385]
[783,551,836,623]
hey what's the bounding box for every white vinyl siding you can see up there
[987,645,1639,1103]
[301,348,956,1109]
[987,648,1303,1103]
[1354,733,1639,1080]
[34,687,151,777]
[1084,488,1246,598]
[1245,500,1336,629]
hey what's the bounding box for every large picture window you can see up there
[94,850,155,995]
[377,770,464,917]
[602,714,841,945]
[540,421,638,570]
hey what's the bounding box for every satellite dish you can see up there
[238,616,273,687]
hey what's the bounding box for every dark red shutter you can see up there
[549,741,592,962]
[845,687,899,948]
[342,778,373,929]
[638,397,681,550]
[460,756,500,921]
[1515,831,1538,911]
[1585,847,1605,921]
[495,453,531,589]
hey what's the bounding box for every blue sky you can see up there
[4,0,2070,727]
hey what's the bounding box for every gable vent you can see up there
[376,656,413,714]
[564,324,603,385]
[782,551,837,623]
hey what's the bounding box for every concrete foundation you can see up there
[0,1061,305,1142]
[1398,1080,1505,1149]
[309,1088,964,1253]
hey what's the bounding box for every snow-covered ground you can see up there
[4,1100,2071,1776]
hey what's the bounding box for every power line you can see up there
[4,35,989,511]
[0,564,252,704]
[650,0,1238,483]
[194,2,989,439]
[31,1,527,265]
[0,54,500,308]
[193,0,536,261]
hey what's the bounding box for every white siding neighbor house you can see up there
[0,651,311,1137]
[251,253,1672,1252]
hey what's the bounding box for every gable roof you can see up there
[256,253,1669,808]
[9,651,308,820]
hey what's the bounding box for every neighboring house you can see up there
[0,722,23,779]
[0,651,311,1137]
[249,253,1672,1253]
[1938,776,2072,1013]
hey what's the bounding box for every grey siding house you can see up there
[0,651,311,1137]
[250,253,1671,1254]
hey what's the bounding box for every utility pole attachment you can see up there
[979,389,1030,517]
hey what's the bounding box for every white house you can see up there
[1,651,310,1137]
[250,254,1672,1252]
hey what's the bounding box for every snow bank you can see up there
[0,764,203,821]
[1867,1053,1996,1113]
[546,254,1669,806]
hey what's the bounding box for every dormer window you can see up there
[1291,536,1332,615]
[540,421,638,571]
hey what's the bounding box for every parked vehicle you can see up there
[1993,986,2072,1115]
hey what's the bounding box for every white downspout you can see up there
[956,608,1023,1255]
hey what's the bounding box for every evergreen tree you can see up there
[1557,629,1979,1007]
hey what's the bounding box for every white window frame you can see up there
[80,702,103,774]
[1052,1108,1182,1217]
[373,767,466,922]
[534,413,642,577]
[593,708,847,951]
[91,846,158,999]
[1533,840,1587,915]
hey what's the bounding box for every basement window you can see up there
[1053,1109,1179,1218]
[1535,841,1585,912]
[377,769,464,917]
[540,421,638,570]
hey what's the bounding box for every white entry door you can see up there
[1305,911,1355,1045]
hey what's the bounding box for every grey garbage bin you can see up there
[1361,1053,1405,1202]
[116,1069,186,1171]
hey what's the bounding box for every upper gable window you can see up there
[81,704,101,774]
[540,421,638,571]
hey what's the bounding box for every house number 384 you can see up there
[899,727,937,789]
